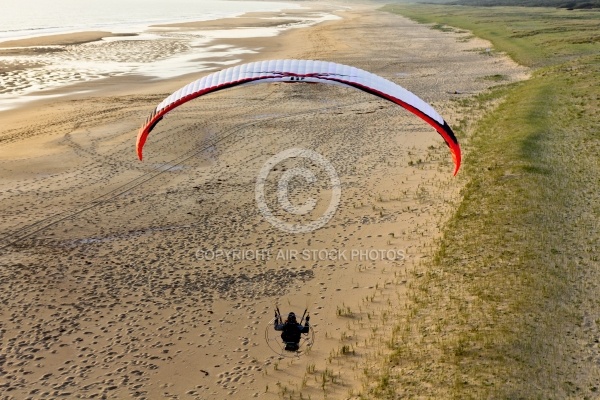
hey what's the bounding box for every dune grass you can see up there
[422,0,600,10]
[358,4,600,399]
[383,5,600,68]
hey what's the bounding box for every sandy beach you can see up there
[0,2,528,399]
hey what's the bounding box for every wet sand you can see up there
[0,6,339,109]
[0,3,528,399]
[0,32,138,49]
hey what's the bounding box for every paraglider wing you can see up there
[137,59,461,175]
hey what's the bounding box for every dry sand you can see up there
[0,3,528,399]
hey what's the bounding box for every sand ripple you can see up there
[0,34,194,96]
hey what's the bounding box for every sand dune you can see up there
[0,3,528,399]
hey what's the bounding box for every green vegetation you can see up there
[361,4,600,399]
[391,0,600,9]
[383,5,600,67]
[455,0,599,10]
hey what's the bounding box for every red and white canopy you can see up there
[137,59,461,175]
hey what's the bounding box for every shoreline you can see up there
[0,0,305,44]
[0,32,138,48]
[0,5,340,112]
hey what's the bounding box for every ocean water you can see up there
[0,0,297,41]
[0,0,341,111]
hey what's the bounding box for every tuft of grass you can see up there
[336,303,355,318]
[481,74,508,81]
